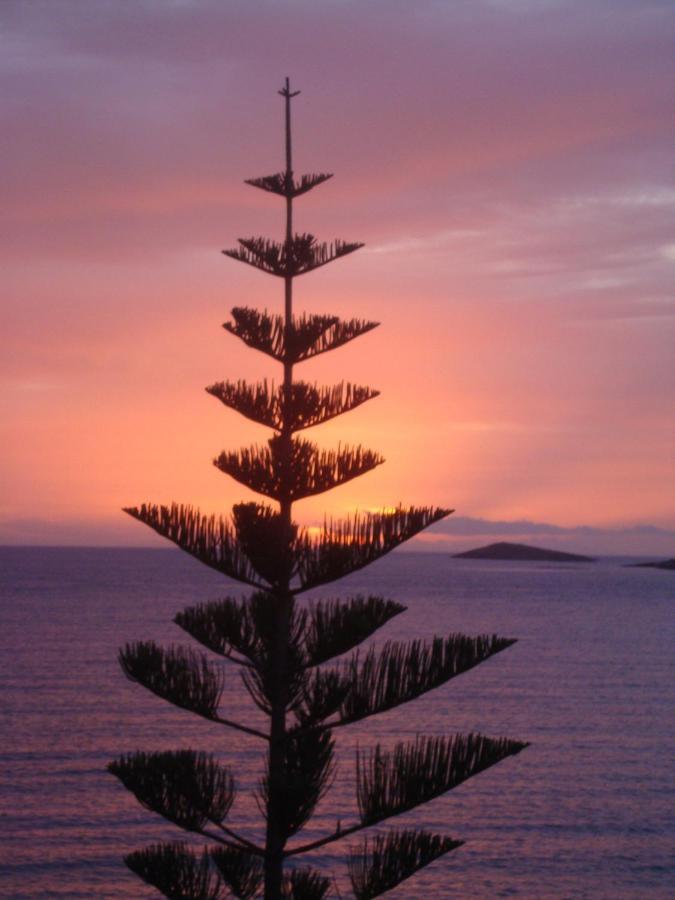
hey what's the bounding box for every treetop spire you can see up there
[278,76,300,99]
[278,77,299,176]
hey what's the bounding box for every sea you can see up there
[0,546,673,899]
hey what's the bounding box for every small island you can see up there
[627,558,675,571]
[453,541,595,562]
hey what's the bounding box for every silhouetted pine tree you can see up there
[110,79,528,899]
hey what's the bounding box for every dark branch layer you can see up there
[124,503,452,593]
[334,634,517,727]
[303,596,407,667]
[349,829,463,900]
[297,634,516,730]
[259,729,335,841]
[283,866,331,899]
[215,438,384,502]
[119,641,224,721]
[296,667,353,727]
[123,504,266,589]
[294,506,453,592]
[239,611,307,717]
[245,171,333,198]
[231,502,297,587]
[109,750,235,832]
[223,306,379,364]
[125,843,223,900]
[206,379,379,432]
[176,594,307,713]
[175,594,263,665]
[357,733,529,826]
[211,845,263,899]
[223,234,364,278]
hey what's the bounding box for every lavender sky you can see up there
[2,0,674,552]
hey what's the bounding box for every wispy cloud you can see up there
[366,230,483,255]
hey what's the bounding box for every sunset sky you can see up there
[2,0,674,552]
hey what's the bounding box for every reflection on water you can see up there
[1,547,673,898]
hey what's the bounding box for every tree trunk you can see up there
[264,592,292,898]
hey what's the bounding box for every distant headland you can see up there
[626,558,675,571]
[453,541,595,562]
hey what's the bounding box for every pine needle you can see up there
[337,634,517,726]
[123,503,453,592]
[123,503,265,588]
[215,438,384,502]
[260,729,335,839]
[231,502,297,587]
[119,641,224,720]
[283,865,332,898]
[175,593,270,665]
[223,234,364,278]
[211,845,263,899]
[245,171,333,198]
[206,379,379,432]
[223,306,379,364]
[349,829,463,899]
[125,842,223,900]
[294,506,453,591]
[109,750,235,831]
[303,596,406,667]
[356,733,529,825]
[295,666,352,726]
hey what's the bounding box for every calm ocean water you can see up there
[0,546,673,899]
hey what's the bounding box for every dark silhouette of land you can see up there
[627,558,675,570]
[454,541,595,562]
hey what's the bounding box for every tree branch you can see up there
[213,714,269,741]
[221,649,256,669]
[201,827,265,857]
[284,820,365,857]
[213,821,266,856]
